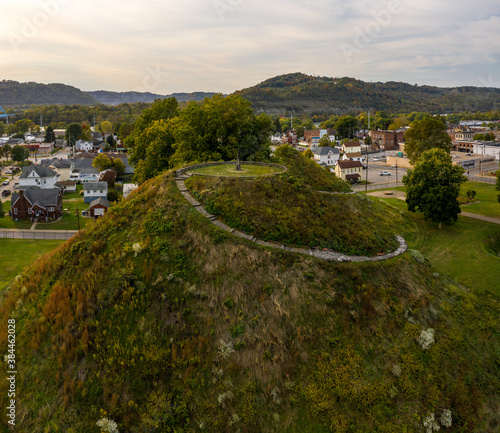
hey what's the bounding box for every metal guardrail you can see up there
[352,181,404,192]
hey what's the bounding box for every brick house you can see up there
[10,188,63,221]
[369,130,405,150]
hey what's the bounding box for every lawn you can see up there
[35,212,93,230]
[378,197,500,296]
[0,239,64,293]
[459,181,500,218]
[189,163,285,177]
[0,217,32,230]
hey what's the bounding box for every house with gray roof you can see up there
[83,182,108,203]
[18,165,58,189]
[10,187,63,221]
[311,146,340,167]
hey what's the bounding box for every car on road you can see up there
[4,169,12,174]
[2,189,11,197]
[2,180,9,185]
[379,171,392,176]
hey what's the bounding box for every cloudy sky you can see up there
[1,0,499,94]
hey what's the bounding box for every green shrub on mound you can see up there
[0,171,498,432]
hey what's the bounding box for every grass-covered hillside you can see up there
[185,147,407,256]
[0,167,498,432]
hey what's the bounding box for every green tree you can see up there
[0,122,6,136]
[100,120,113,135]
[402,148,466,228]
[106,135,116,148]
[3,144,11,161]
[303,148,313,159]
[14,119,35,134]
[92,154,125,176]
[318,135,331,147]
[44,125,55,143]
[11,145,30,164]
[66,123,83,146]
[473,132,495,141]
[0,199,4,218]
[404,117,451,165]
[118,123,135,141]
[334,116,358,139]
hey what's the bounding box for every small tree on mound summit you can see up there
[403,148,466,228]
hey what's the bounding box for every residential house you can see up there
[342,152,365,163]
[75,140,94,152]
[342,142,362,154]
[18,165,58,189]
[56,180,77,193]
[335,160,363,183]
[40,158,72,181]
[89,198,110,217]
[70,158,99,182]
[10,188,63,221]
[83,182,108,203]
[311,146,340,166]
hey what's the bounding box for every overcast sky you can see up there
[1,0,499,94]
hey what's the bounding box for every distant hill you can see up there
[87,90,219,105]
[234,72,500,115]
[0,80,99,106]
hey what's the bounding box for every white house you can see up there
[75,140,94,152]
[18,165,58,189]
[311,146,340,166]
[342,142,362,154]
[342,152,365,163]
[83,182,108,203]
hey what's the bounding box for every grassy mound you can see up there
[189,163,284,177]
[0,171,498,432]
[186,176,405,255]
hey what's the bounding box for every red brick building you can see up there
[10,188,63,221]
[369,130,405,150]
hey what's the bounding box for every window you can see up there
[48,207,55,212]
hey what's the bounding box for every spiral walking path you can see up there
[175,167,408,263]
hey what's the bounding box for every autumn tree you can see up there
[92,154,125,176]
[318,135,332,147]
[403,148,466,228]
[404,117,451,165]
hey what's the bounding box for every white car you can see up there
[5,169,12,174]
[379,171,391,176]
[2,180,9,185]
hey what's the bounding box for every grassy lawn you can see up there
[0,217,32,230]
[0,239,64,292]
[62,184,84,199]
[459,181,500,218]
[35,212,93,230]
[378,197,500,296]
[190,164,285,177]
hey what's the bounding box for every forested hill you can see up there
[87,90,218,105]
[234,72,500,115]
[0,80,99,106]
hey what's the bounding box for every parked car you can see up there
[4,169,12,174]
[2,180,9,185]
[2,189,10,197]
[379,171,392,176]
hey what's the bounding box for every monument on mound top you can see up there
[235,154,242,171]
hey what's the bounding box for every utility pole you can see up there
[365,148,368,192]
[75,207,80,230]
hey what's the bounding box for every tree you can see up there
[0,200,4,218]
[44,125,55,143]
[92,154,125,176]
[3,144,11,161]
[402,148,466,228]
[99,168,117,187]
[473,132,495,141]
[404,117,451,165]
[0,122,6,136]
[14,119,35,134]
[100,121,113,135]
[118,123,135,141]
[334,116,358,139]
[66,123,83,146]
[318,135,331,147]
[11,145,30,164]
[303,148,313,159]
[106,135,116,148]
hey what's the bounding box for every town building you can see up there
[311,146,340,166]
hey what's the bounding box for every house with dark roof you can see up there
[83,182,108,203]
[18,165,58,189]
[89,197,110,217]
[10,187,63,221]
[335,160,363,183]
[70,158,99,181]
[311,146,340,166]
